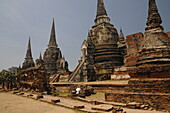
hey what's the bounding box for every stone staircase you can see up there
[68,59,85,82]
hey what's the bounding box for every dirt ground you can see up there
[0,91,166,113]
[0,92,77,113]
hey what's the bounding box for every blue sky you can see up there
[0,0,170,71]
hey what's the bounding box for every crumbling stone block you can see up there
[12,91,19,94]
[18,92,24,95]
[73,105,85,109]
[27,94,33,97]
[91,101,100,105]
[91,104,113,112]
[51,99,60,103]
[36,94,44,99]
[126,102,142,109]
[112,108,124,113]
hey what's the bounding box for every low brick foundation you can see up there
[105,79,170,111]
[125,78,170,93]
[51,83,127,92]
[105,92,170,111]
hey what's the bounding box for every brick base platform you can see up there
[105,78,170,111]
[105,92,170,111]
[125,78,170,93]
[50,80,128,92]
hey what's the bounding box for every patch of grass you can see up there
[86,92,105,101]
[56,89,69,96]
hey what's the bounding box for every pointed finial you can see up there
[48,18,58,48]
[120,27,122,32]
[96,0,108,18]
[22,37,35,69]
[26,37,33,59]
[146,0,163,30]
[28,37,31,49]
[119,27,125,42]
[39,52,42,60]
[120,27,123,34]
[95,0,110,24]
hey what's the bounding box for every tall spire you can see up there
[26,37,33,59]
[95,0,110,24]
[22,37,35,69]
[119,28,125,42]
[96,0,107,18]
[48,18,58,48]
[39,52,42,60]
[146,0,163,30]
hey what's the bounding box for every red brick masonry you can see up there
[105,92,170,111]
[105,78,170,111]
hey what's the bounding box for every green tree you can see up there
[0,75,5,89]
[0,71,16,90]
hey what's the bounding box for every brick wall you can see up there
[125,32,144,68]
[126,32,144,55]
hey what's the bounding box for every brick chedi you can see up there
[91,0,124,80]
[22,38,35,69]
[126,0,170,78]
[68,0,124,82]
[43,19,69,76]
[105,1,170,110]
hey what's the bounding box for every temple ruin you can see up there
[19,19,70,92]
[17,65,49,93]
[1,0,170,112]
[21,19,69,77]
